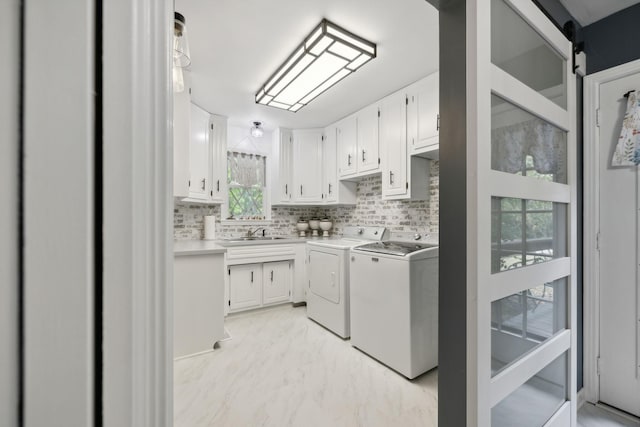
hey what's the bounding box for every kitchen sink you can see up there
[223,236,288,242]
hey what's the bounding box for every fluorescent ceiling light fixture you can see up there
[255,19,376,113]
[250,121,264,138]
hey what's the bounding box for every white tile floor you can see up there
[174,303,640,427]
[578,403,640,427]
[174,304,437,427]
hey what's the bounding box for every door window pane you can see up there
[491,278,567,375]
[491,198,567,273]
[491,95,567,184]
[491,0,567,108]
[492,352,567,426]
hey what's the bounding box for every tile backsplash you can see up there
[174,160,439,240]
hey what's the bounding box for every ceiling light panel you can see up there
[255,19,376,112]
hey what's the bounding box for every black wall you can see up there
[583,4,640,74]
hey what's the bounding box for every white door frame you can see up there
[0,1,20,425]
[583,58,640,405]
[103,0,173,426]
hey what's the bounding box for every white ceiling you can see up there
[175,0,439,131]
[559,0,640,26]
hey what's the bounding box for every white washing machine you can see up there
[350,232,439,379]
[306,226,387,338]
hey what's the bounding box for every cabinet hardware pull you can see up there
[389,171,394,185]
[347,154,352,166]
[201,178,206,190]
[285,184,288,195]
[251,271,253,283]
[217,180,220,192]
[300,185,303,195]
[362,149,366,162]
[270,271,273,282]
[328,183,332,194]
[437,113,440,131]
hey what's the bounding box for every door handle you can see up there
[270,270,274,282]
[347,154,352,166]
[362,149,366,162]
[201,178,206,190]
[437,113,440,131]
[251,271,254,283]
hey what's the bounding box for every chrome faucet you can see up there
[247,227,266,237]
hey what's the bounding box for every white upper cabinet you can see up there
[336,116,357,178]
[271,128,293,205]
[173,74,191,198]
[292,129,323,204]
[323,125,356,205]
[336,104,381,179]
[380,91,408,197]
[184,103,228,204]
[408,71,439,157]
[188,103,210,201]
[380,88,430,201]
[209,114,227,203]
[356,103,381,174]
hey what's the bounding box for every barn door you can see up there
[468,0,577,425]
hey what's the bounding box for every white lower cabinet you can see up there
[262,261,291,305]
[228,261,291,312]
[228,264,262,312]
[174,253,225,358]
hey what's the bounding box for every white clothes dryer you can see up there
[306,226,387,338]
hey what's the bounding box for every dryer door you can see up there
[308,249,341,303]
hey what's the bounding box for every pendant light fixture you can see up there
[173,12,191,92]
[255,19,376,113]
[174,12,191,67]
[250,121,264,138]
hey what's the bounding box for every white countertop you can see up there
[174,240,228,256]
[174,235,342,253]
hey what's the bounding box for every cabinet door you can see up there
[380,91,408,197]
[228,264,262,311]
[292,130,323,203]
[408,72,439,154]
[356,103,380,173]
[262,261,291,305]
[279,129,293,203]
[323,126,338,203]
[209,114,227,202]
[188,103,211,200]
[173,77,190,198]
[337,116,357,177]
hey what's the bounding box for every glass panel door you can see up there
[469,0,577,425]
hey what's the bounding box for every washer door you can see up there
[308,249,341,303]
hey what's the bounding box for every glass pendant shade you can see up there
[255,19,376,113]
[174,12,191,68]
[250,122,264,138]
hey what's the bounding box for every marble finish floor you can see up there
[577,403,640,427]
[174,304,438,427]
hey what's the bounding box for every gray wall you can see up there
[0,0,20,425]
[437,0,467,425]
[583,4,640,74]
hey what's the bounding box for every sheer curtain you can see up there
[228,151,265,187]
